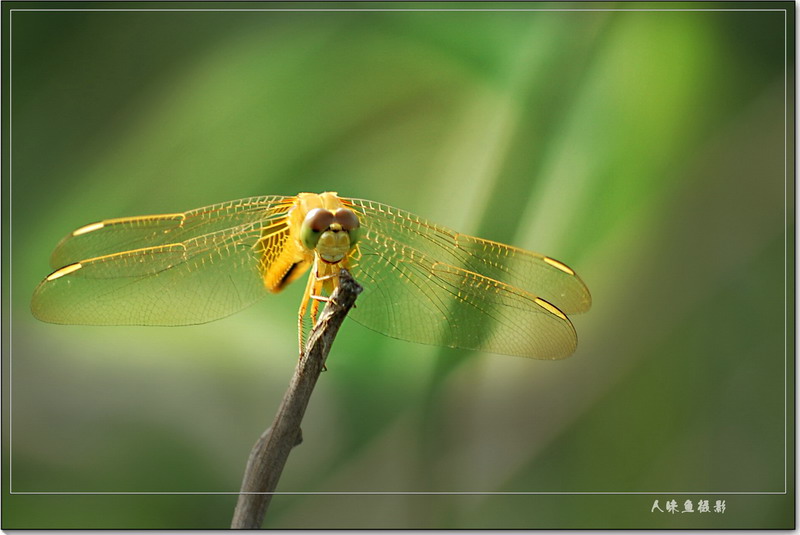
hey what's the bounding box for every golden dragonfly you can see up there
[31,192,591,359]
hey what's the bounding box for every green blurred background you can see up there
[5,2,793,529]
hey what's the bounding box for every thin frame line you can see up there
[7,4,12,496]
[9,490,790,496]
[783,6,789,493]
[7,6,791,498]
[8,8,790,12]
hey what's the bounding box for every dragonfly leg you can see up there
[296,312,304,358]
[300,256,327,348]
[315,272,337,281]
[297,262,319,358]
[317,269,342,306]
[308,276,329,372]
[309,294,321,325]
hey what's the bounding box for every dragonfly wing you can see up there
[32,223,284,326]
[442,234,591,314]
[349,236,577,359]
[50,196,294,268]
[346,198,591,314]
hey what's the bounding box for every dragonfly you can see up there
[31,192,591,359]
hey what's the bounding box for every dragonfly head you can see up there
[300,207,361,263]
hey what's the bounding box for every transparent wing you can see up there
[32,198,295,326]
[344,199,588,359]
[50,195,293,268]
[346,199,591,315]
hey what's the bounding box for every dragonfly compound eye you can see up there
[301,208,335,249]
[306,208,335,232]
[334,208,359,230]
[334,208,360,245]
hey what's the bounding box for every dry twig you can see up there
[231,269,362,529]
